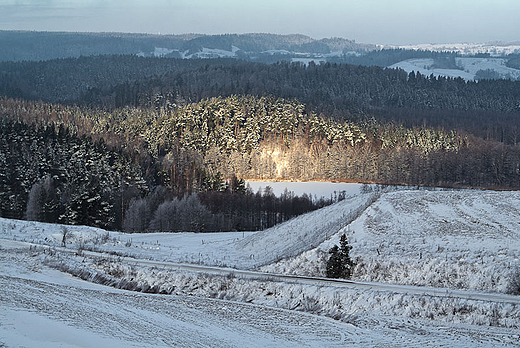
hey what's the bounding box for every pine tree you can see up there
[326,245,343,278]
[326,233,354,279]
[338,233,354,278]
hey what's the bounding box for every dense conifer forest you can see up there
[1,49,520,231]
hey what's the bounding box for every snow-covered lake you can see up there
[246,181,363,199]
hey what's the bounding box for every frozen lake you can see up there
[246,181,363,199]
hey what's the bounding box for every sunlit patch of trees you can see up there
[2,53,520,232]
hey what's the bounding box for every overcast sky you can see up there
[0,0,518,45]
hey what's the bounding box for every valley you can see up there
[1,17,520,347]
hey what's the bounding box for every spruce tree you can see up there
[338,233,354,279]
[326,233,354,279]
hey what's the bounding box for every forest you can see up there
[1,50,520,232]
[2,55,520,144]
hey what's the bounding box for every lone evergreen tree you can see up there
[326,233,354,279]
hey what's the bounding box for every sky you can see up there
[0,0,518,45]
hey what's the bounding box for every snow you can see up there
[2,187,520,346]
[391,42,520,56]
[246,180,363,199]
[266,190,520,294]
[389,57,520,80]
[2,247,519,347]
[153,47,175,57]
[0,259,356,347]
[3,189,519,293]
[1,308,143,348]
[262,50,292,55]
[0,193,375,270]
[184,46,239,59]
[323,51,346,57]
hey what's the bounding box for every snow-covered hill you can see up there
[393,42,520,56]
[2,188,520,345]
[266,189,520,294]
[3,244,517,347]
[0,192,377,269]
[2,188,519,295]
[389,57,520,81]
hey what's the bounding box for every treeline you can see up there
[107,60,520,114]
[0,31,186,61]
[0,31,374,62]
[0,118,147,229]
[329,48,461,68]
[2,96,519,191]
[0,55,245,102]
[78,60,520,145]
[124,181,336,233]
[2,55,520,144]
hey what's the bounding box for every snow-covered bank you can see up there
[37,249,518,329]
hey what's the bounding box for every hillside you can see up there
[0,192,376,269]
[3,240,516,347]
[265,189,520,294]
[3,188,519,295]
[389,57,520,81]
[2,187,520,343]
[394,42,520,56]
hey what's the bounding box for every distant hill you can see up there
[2,30,519,81]
[0,31,376,62]
[389,57,520,81]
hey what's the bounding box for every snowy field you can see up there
[0,192,376,269]
[2,189,520,293]
[0,249,362,348]
[266,190,520,294]
[2,188,520,346]
[2,245,519,347]
[392,42,520,56]
[389,57,520,81]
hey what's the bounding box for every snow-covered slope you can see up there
[267,190,520,294]
[393,42,520,56]
[389,57,520,80]
[0,250,362,348]
[4,246,517,347]
[350,190,520,292]
[0,193,377,269]
[2,188,520,345]
[235,193,377,266]
[2,189,520,294]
